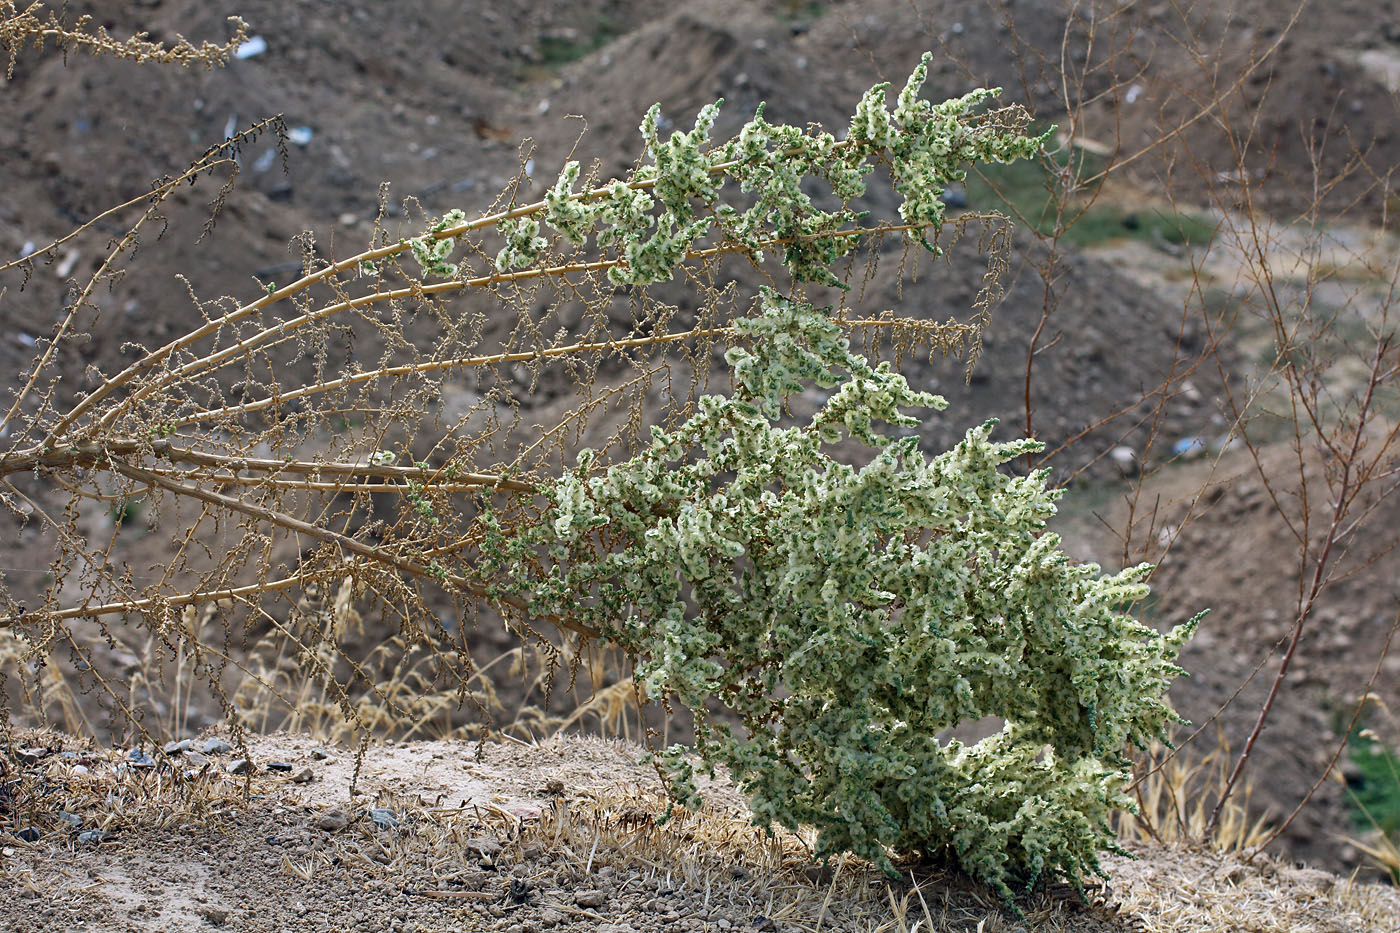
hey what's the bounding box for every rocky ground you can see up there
[2,729,1398,933]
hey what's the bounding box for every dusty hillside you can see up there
[2,0,1398,899]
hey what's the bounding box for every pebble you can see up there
[226,759,252,775]
[315,809,351,832]
[290,767,314,783]
[201,738,233,755]
[1110,445,1139,476]
[54,811,82,828]
[368,808,399,829]
[310,748,331,760]
[14,826,40,842]
[575,890,608,908]
[183,751,210,768]
[266,761,294,773]
[126,749,156,769]
[197,905,230,925]
[466,836,503,858]
[163,739,194,755]
[77,830,108,844]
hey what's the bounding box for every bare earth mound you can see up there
[2,731,1396,933]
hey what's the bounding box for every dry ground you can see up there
[2,730,1398,933]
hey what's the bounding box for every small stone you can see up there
[315,809,350,832]
[466,835,503,858]
[226,758,252,775]
[266,761,293,773]
[575,889,608,908]
[183,751,210,768]
[368,808,398,829]
[1213,864,1245,884]
[77,830,108,844]
[290,767,314,784]
[1109,445,1139,476]
[310,748,331,760]
[197,905,230,925]
[54,811,82,828]
[200,738,233,755]
[13,826,40,842]
[1282,866,1336,891]
[126,749,156,769]
[163,739,195,755]
[16,746,49,764]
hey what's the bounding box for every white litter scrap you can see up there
[55,250,80,278]
[233,36,267,59]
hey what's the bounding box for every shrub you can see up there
[1,41,1198,904]
[480,281,1199,900]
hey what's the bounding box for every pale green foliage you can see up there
[472,59,1195,905]
[480,288,1197,902]
[409,208,467,278]
[495,51,1049,287]
[494,215,549,272]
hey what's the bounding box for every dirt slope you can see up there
[3,731,1397,933]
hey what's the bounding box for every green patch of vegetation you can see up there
[963,150,1218,249]
[536,16,624,68]
[775,1,827,28]
[109,496,142,528]
[1345,724,1400,856]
